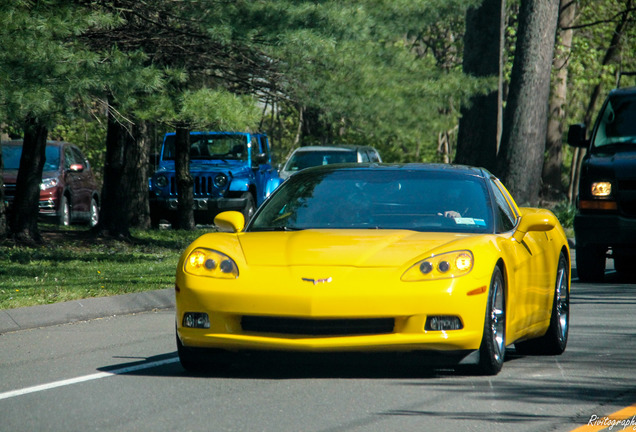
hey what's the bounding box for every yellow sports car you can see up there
[175,164,570,375]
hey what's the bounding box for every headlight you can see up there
[155,175,169,188]
[591,181,612,197]
[40,178,58,190]
[401,250,473,281]
[214,173,228,188]
[184,248,238,279]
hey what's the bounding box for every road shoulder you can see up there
[0,288,175,334]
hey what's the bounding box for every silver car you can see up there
[279,145,382,180]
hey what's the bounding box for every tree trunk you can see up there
[127,120,151,229]
[9,115,48,244]
[0,142,6,239]
[175,125,195,230]
[454,0,505,173]
[542,0,576,201]
[497,0,560,205]
[99,100,131,239]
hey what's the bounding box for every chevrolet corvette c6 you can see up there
[175,164,570,375]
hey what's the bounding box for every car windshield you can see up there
[249,168,494,233]
[284,150,357,173]
[592,94,636,150]
[162,134,248,161]
[1,144,60,171]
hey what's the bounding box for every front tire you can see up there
[476,265,506,376]
[613,251,636,280]
[241,192,256,223]
[176,333,231,373]
[516,252,569,355]
[576,245,605,282]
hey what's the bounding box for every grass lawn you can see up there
[0,225,211,310]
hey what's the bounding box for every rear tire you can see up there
[57,195,71,226]
[88,198,99,227]
[515,252,569,355]
[476,266,506,376]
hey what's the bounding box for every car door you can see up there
[251,134,278,205]
[492,179,554,338]
[64,145,91,215]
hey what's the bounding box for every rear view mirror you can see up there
[567,123,588,148]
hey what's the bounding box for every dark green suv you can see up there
[568,86,636,281]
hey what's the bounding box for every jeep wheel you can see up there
[241,193,256,223]
[576,245,605,282]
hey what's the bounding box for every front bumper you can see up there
[150,196,247,222]
[574,212,636,248]
[175,266,490,354]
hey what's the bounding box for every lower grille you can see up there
[3,184,16,200]
[241,316,395,336]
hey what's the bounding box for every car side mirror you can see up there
[254,153,268,165]
[513,208,557,243]
[214,211,245,233]
[68,163,85,173]
[567,123,588,148]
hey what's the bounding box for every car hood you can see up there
[586,149,636,181]
[157,160,248,175]
[1,169,59,184]
[238,230,477,267]
[1,169,18,183]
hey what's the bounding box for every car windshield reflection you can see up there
[249,167,494,233]
[1,144,61,171]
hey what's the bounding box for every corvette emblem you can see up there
[302,277,333,285]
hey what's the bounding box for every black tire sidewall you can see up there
[477,266,505,375]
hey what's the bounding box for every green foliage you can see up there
[149,88,261,132]
[0,1,114,127]
[0,226,208,309]
[552,201,577,229]
[3,0,631,197]
[50,115,108,183]
[565,1,636,125]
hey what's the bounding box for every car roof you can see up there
[298,162,489,178]
[609,86,636,97]
[1,139,70,147]
[163,131,265,137]
[290,145,376,153]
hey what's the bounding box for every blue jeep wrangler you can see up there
[149,131,281,227]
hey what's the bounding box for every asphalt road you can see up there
[1,263,635,432]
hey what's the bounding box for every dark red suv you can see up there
[2,140,100,226]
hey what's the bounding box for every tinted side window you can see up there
[369,150,381,163]
[64,146,76,169]
[71,147,87,169]
[490,179,517,232]
[359,151,370,162]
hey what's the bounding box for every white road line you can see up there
[0,357,179,401]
